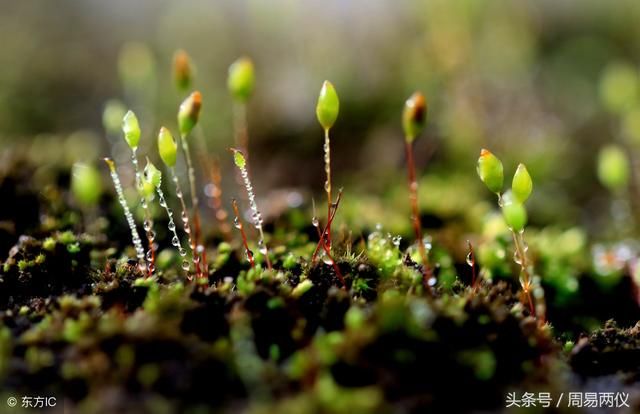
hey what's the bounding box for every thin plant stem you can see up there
[405,140,430,282]
[170,168,200,279]
[312,188,343,263]
[312,202,345,288]
[466,240,477,290]
[155,184,189,275]
[232,199,255,268]
[324,128,333,250]
[511,230,535,316]
[180,137,205,278]
[104,158,146,272]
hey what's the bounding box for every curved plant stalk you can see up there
[312,199,345,288]
[103,158,145,271]
[232,199,255,268]
[312,188,343,263]
[231,149,271,270]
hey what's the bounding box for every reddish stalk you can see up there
[232,199,255,268]
[405,140,431,283]
[314,221,346,288]
[511,231,535,316]
[312,188,343,263]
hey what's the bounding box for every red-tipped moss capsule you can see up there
[71,162,102,207]
[228,57,255,102]
[316,81,339,130]
[158,127,178,167]
[122,110,141,150]
[512,163,532,203]
[477,149,504,194]
[597,144,630,192]
[501,192,527,232]
[402,92,427,142]
[173,49,193,92]
[178,91,202,137]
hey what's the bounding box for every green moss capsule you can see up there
[597,144,630,192]
[402,92,427,142]
[102,100,127,135]
[501,193,527,232]
[316,81,339,130]
[122,110,141,150]
[477,149,504,194]
[233,149,246,169]
[158,127,177,167]
[71,162,102,207]
[178,91,202,137]
[142,159,162,197]
[512,163,532,203]
[228,57,255,102]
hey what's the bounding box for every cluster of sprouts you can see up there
[477,150,546,320]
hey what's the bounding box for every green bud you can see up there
[122,110,141,150]
[316,80,339,130]
[227,57,255,102]
[402,92,427,142]
[173,49,193,92]
[71,162,102,207]
[102,100,127,135]
[158,127,177,167]
[597,144,630,192]
[477,149,504,194]
[178,91,202,137]
[512,163,532,203]
[233,149,246,169]
[142,158,162,197]
[501,192,527,232]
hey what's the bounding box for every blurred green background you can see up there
[2,0,640,238]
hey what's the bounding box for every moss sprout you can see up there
[316,80,340,251]
[232,149,271,269]
[402,92,431,284]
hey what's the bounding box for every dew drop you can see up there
[182,260,190,271]
[466,252,474,267]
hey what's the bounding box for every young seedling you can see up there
[173,49,193,93]
[228,57,255,157]
[158,126,199,278]
[177,92,206,277]
[231,198,255,268]
[312,188,344,263]
[143,159,188,273]
[103,158,145,271]
[402,92,431,282]
[477,150,546,320]
[316,80,340,251]
[231,149,271,270]
[122,110,156,276]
